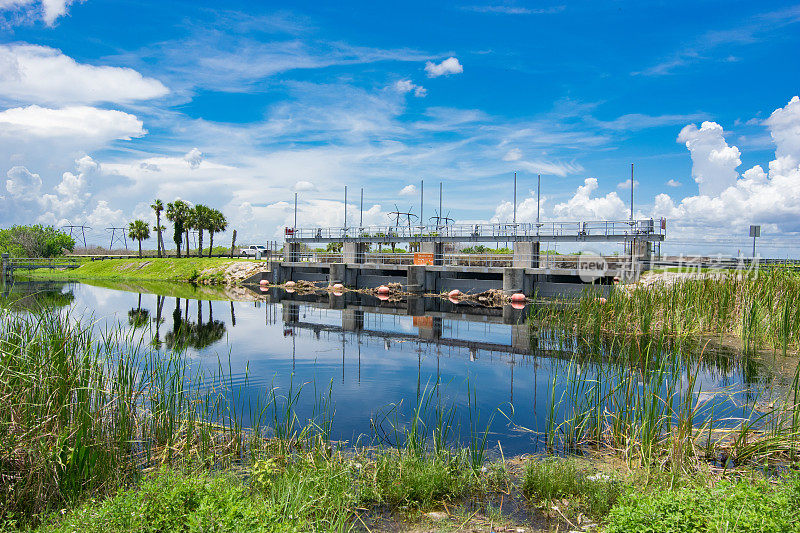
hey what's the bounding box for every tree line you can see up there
[0,225,75,258]
[127,200,229,258]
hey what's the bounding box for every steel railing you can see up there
[285,219,665,241]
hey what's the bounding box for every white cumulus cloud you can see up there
[293,180,316,191]
[393,79,427,97]
[399,184,417,196]
[425,57,463,78]
[677,121,741,197]
[655,96,800,237]
[666,179,681,187]
[0,44,169,106]
[5,165,41,199]
[0,0,81,25]
[617,179,639,189]
[184,147,203,169]
[0,105,145,141]
[38,155,96,223]
[553,178,627,220]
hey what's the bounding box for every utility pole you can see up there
[439,182,443,229]
[360,187,364,228]
[536,174,541,225]
[344,185,347,229]
[63,224,91,248]
[293,192,298,230]
[420,179,424,232]
[513,172,517,226]
[630,163,634,221]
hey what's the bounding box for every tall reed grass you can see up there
[0,307,340,524]
[0,305,500,527]
[531,269,800,355]
[528,280,800,471]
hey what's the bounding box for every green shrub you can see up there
[606,473,800,533]
[38,470,291,533]
[522,458,621,519]
[0,225,75,257]
[362,454,473,508]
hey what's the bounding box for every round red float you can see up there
[259,279,268,286]
[448,289,461,299]
[377,285,390,295]
[511,301,526,310]
[510,293,526,303]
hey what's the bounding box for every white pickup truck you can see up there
[240,245,269,258]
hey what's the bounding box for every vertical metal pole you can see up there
[537,174,541,224]
[753,235,756,258]
[439,182,443,229]
[630,163,634,221]
[344,186,347,228]
[513,171,517,223]
[294,193,297,230]
[360,187,363,228]
[420,179,424,233]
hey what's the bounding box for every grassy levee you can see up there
[23,257,267,285]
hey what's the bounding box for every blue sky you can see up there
[2,0,800,255]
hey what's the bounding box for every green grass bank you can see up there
[22,257,270,285]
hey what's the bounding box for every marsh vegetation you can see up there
[3,270,800,531]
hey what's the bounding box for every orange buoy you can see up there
[285,281,296,287]
[511,301,526,310]
[259,279,268,286]
[511,293,526,303]
[377,293,390,301]
[332,283,344,290]
[377,285,390,295]
[448,289,461,299]
[448,296,461,304]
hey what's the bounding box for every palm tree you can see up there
[127,219,150,257]
[185,204,197,256]
[192,204,213,258]
[151,199,164,257]
[166,200,190,257]
[153,223,166,254]
[207,209,228,257]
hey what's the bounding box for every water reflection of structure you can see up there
[1,279,75,309]
[271,290,533,406]
[271,289,532,355]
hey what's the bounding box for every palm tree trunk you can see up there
[156,213,163,258]
[198,230,204,259]
[208,232,214,257]
[138,239,142,257]
[185,230,190,256]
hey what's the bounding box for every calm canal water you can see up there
[3,280,773,455]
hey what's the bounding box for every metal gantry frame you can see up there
[285,219,666,245]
